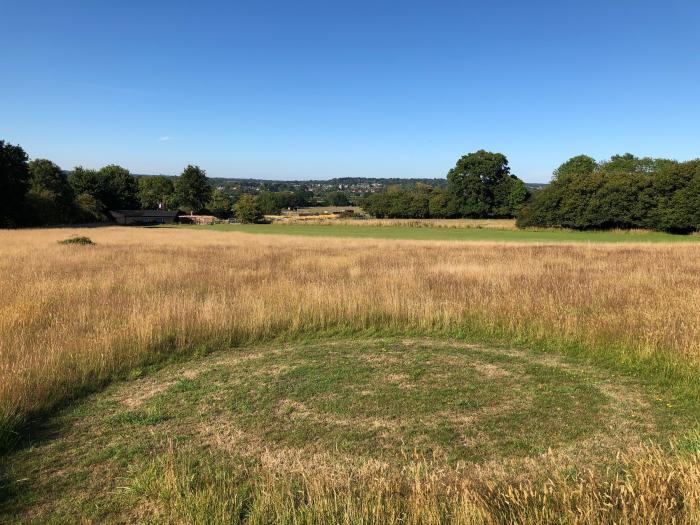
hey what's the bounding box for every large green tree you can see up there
[447,150,528,217]
[28,159,73,205]
[98,164,138,209]
[27,159,74,224]
[0,140,30,227]
[174,165,212,212]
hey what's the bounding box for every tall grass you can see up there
[2,226,700,521]
[134,445,700,524]
[2,227,700,434]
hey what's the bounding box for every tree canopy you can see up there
[447,150,528,218]
[29,159,73,205]
[517,154,700,233]
[174,165,212,213]
[0,141,30,227]
[68,167,103,198]
[207,189,234,218]
[98,165,138,209]
[138,176,175,209]
[68,164,138,210]
[553,155,597,180]
[26,159,75,224]
[325,191,351,206]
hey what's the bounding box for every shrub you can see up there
[58,236,94,245]
[233,194,264,223]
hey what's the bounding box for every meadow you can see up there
[1,226,700,523]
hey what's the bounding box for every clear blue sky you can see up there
[2,1,699,182]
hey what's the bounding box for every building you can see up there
[110,210,179,225]
[177,213,217,225]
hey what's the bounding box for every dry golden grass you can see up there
[2,226,700,429]
[134,444,700,524]
[2,226,700,522]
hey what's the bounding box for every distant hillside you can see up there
[135,174,546,195]
[206,177,448,195]
[524,182,547,192]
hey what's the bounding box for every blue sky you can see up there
[2,1,699,182]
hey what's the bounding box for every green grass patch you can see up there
[169,223,700,243]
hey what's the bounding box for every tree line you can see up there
[0,140,319,226]
[3,138,699,232]
[359,150,700,234]
[0,140,221,226]
[517,154,700,233]
[2,141,530,227]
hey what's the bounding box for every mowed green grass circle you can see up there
[108,338,657,465]
[1,338,681,521]
[216,341,611,462]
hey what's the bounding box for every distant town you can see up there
[137,174,547,196]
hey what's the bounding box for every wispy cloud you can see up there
[158,136,173,142]
[67,81,144,96]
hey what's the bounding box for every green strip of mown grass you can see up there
[168,223,700,243]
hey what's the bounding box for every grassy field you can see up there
[178,221,700,243]
[1,226,700,522]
